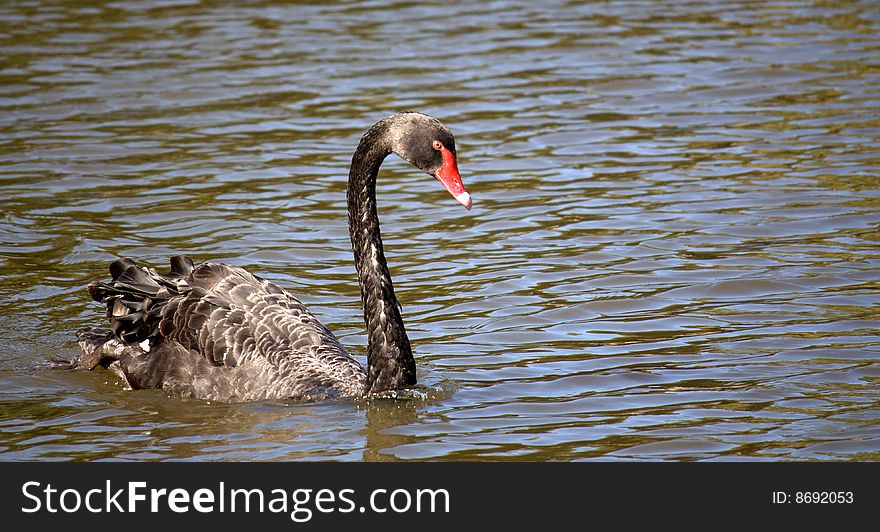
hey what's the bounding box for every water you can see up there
[1,0,879,461]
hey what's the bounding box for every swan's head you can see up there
[385,112,472,210]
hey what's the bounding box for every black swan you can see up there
[71,112,471,402]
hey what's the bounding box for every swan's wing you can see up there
[86,257,366,399]
[160,262,349,366]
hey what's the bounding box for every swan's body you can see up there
[72,112,470,402]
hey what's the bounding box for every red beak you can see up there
[434,146,472,210]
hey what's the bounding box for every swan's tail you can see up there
[70,326,127,370]
[32,327,130,371]
[87,255,195,344]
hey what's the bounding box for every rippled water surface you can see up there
[1,0,879,461]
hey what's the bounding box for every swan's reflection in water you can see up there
[362,397,423,462]
[0,367,451,461]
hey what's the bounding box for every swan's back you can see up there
[77,257,366,401]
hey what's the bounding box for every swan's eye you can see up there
[432,140,443,150]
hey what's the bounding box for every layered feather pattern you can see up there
[78,256,366,401]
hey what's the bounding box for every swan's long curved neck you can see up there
[347,130,416,394]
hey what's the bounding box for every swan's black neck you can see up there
[347,123,416,394]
